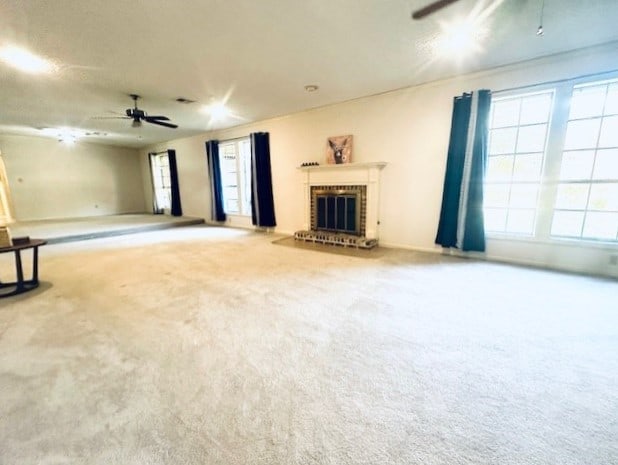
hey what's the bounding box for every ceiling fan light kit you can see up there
[91,94,178,129]
[124,94,178,129]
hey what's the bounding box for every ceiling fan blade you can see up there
[145,118,178,129]
[412,0,460,19]
[144,115,170,121]
[91,116,131,120]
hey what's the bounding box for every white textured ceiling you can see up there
[1,0,617,148]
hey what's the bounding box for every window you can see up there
[151,153,171,211]
[485,91,553,235]
[219,138,252,216]
[551,79,618,240]
[484,75,618,244]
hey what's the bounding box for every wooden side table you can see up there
[0,238,47,298]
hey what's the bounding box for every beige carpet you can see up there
[0,226,616,464]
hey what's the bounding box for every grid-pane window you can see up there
[551,79,618,241]
[485,91,553,235]
[219,138,252,216]
[220,143,240,213]
[153,154,171,210]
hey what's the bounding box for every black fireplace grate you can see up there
[316,195,357,233]
[310,185,366,237]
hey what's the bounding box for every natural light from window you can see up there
[152,154,171,212]
[485,91,553,235]
[485,75,618,244]
[551,79,618,240]
[219,138,252,216]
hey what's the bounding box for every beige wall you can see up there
[139,139,211,219]
[144,42,618,278]
[0,135,146,220]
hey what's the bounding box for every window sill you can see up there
[486,233,618,250]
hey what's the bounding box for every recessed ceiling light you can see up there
[84,131,107,137]
[438,20,478,55]
[434,15,489,59]
[304,84,319,92]
[431,1,500,60]
[201,101,230,120]
[0,45,56,74]
[40,127,83,143]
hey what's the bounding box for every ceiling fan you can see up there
[412,0,461,19]
[95,94,178,129]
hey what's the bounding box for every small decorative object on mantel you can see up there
[326,135,353,164]
[300,162,320,167]
[0,226,13,248]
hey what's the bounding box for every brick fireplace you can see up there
[295,162,386,248]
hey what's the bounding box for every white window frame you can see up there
[151,153,171,212]
[484,88,555,237]
[549,78,618,242]
[485,72,618,246]
[219,137,252,217]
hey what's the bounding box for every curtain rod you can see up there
[218,135,250,143]
[150,134,253,154]
[495,68,618,94]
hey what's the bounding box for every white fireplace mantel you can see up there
[298,162,387,239]
[297,161,387,173]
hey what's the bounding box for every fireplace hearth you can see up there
[293,230,378,248]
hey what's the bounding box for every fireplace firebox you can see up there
[316,192,358,234]
[311,185,366,236]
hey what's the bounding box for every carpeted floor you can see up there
[0,226,616,464]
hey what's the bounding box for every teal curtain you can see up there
[435,94,472,248]
[205,140,226,222]
[435,90,491,252]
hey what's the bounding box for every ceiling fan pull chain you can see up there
[537,0,546,36]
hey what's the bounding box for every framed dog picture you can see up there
[326,135,353,164]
